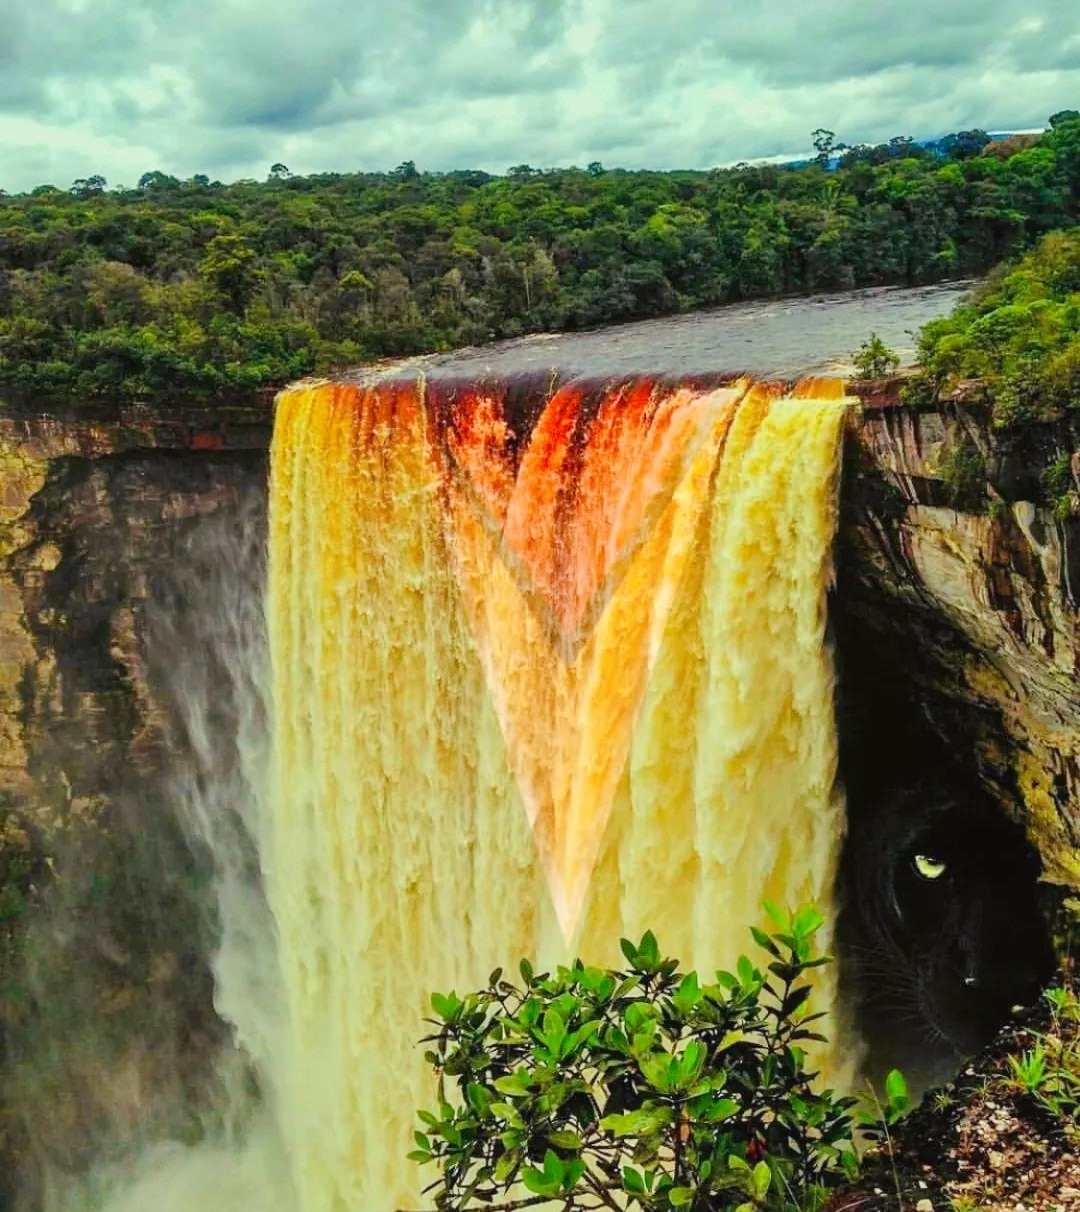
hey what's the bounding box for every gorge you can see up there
[0,284,1076,1210]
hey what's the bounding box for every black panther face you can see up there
[838,779,1056,1089]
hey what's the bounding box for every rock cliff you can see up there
[0,400,271,824]
[837,382,1080,884]
[0,398,271,1198]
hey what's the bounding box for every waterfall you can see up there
[265,371,852,1211]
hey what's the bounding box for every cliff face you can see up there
[0,401,271,1196]
[836,385,1080,883]
[0,402,271,826]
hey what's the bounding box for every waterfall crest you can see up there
[266,372,852,1211]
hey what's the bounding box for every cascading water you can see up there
[265,371,853,1211]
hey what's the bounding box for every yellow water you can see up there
[267,372,852,1212]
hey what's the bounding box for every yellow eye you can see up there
[913,853,947,880]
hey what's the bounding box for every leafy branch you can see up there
[404,904,869,1212]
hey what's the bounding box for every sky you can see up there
[0,0,1078,193]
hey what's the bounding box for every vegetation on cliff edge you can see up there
[913,221,1080,429]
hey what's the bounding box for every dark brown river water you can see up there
[366,280,974,383]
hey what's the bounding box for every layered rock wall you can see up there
[0,403,271,823]
[838,387,1080,881]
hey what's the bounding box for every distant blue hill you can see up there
[781,127,1047,171]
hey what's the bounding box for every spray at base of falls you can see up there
[39,498,298,1212]
[267,372,852,1212]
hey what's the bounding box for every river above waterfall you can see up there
[359,280,974,384]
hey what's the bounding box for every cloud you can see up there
[0,0,1077,192]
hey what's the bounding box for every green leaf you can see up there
[546,1130,582,1150]
[640,1053,675,1092]
[638,930,661,966]
[614,975,642,998]
[703,1097,739,1122]
[669,1186,694,1206]
[621,1166,647,1195]
[521,1167,559,1197]
[793,904,825,938]
[620,937,638,965]
[493,1074,528,1096]
[885,1068,909,1113]
[519,957,533,983]
[673,970,701,1012]
[762,899,788,932]
[542,1007,566,1048]
[489,1102,522,1126]
[564,1158,586,1188]
[430,991,458,1020]
[679,1039,707,1084]
[750,1160,772,1200]
[494,1148,521,1182]
[782,984,813,1016]
[601,1107,674,1135]
[749,925,781,957]
[566,1018,602,1054]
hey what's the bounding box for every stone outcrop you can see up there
[837,382,1080,883]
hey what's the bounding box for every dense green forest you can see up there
[1,111,1079,403]
[912,225,1080,428]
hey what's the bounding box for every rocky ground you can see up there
[827,969,1080,1212]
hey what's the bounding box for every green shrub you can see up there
[936,432,987,510]
[852,333,900,380]
[408,905,864,1212]
[1042,452,1078,519]
[1002,985,1080,1128]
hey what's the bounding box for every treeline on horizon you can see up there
[1,110,1079,403]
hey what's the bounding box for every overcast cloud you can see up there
[0,0,1078,192]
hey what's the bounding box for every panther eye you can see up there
[913,853,947,880]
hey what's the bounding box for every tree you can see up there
[269,163,292,180]
[69,175,106,197]
[137,170,181,193]
[852,332,900,379]
[199,232,261,314]
[407,906,865,1212]
[939,129,991,160]
[811,129,835,169]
